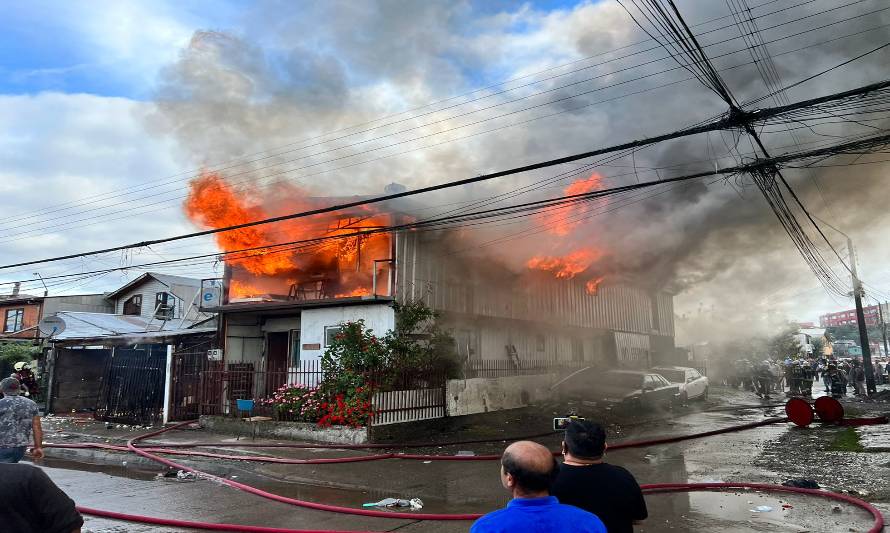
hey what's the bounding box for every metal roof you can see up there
[49,311,205,342]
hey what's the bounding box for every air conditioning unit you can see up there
[207,349,223,361]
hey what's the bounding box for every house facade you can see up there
[0,291,43,342]
[204,227,676,376]
[105,272,210,324]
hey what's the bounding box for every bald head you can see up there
[501,441,558,495]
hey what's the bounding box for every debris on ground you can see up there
[749,506,773,513]
[362,498,423,510]
[782,479,820,489]
[158,470,197,482]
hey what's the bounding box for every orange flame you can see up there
[185,172,297,275]
[585,277,604,295]
[526,249,602,279]
[185,171,392,301]
[537,173,603,236]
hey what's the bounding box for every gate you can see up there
[170,348,222,421]
[95,346,167,426]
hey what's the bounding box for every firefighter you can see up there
[754,360,774,399]
[11,363,39,401]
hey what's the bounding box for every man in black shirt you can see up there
[0,463,83,533]
[552,420,647,533]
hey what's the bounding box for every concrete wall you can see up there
[446,374,555,417]
[299,303,395,362]
[199,415,367,444]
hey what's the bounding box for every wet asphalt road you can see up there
[35,386,888,532]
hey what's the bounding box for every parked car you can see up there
[555,368,681,410]
[651,366,709,404]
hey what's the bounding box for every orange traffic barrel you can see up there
[814,396,844,424]
[785,397,815,427]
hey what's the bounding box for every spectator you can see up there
[470,440,606,533]
[0,463,83,533]
[0,376,44,463]
[552,421,647,533]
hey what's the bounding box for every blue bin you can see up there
[236,399,254,412]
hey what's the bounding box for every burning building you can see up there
[190,172,676,376]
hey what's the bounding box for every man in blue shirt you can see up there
[470,440,606,533]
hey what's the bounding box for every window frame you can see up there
[154,292,175,320]
[324,325,343,347]
[3,308,24,333]
[123,294,143,316]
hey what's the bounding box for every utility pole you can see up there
[33,272,48,297]
[814,217,877,394]
[846,238,877,394]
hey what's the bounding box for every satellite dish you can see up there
[38,316,66,337]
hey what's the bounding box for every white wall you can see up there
[299,304,395,362]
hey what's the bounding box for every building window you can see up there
[123,294,142,316]
[324,326,343,347]
[154,292,174,320]
[4,308,24,332]
[289,329,301,366]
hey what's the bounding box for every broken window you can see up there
[123,294,142,316]
[3,308,24,332]
[154,292,174,320]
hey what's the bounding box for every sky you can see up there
[2,0,890,343]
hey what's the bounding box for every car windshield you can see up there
[656,369,686,383]
[599,372,642,388]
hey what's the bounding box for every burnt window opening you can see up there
[154,292,175,320]
[123,294,142,316]
[324,326,343,347]
[4,308,24,332]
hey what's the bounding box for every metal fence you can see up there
[198,360,324,419]
[369,367,447,426]
[197,361,446,426]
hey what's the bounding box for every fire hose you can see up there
[59,417,886,532]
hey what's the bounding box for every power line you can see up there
[3,0,882,239]
[0,0,817,227]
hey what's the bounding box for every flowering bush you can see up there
[261,384,321,421]
[317,387,375,428]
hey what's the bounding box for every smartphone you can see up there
[553,416,585,431]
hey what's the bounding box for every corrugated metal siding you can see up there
[394,233,674,337]
[614,331,651,368]
[42,295,113,316]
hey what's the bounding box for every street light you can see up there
[33,272,48,297]
[813,217,877,394]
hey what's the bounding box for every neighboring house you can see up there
[0,286,43,342]
[44,311,216,425]
[105,272,211,324]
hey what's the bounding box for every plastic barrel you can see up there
[814,396,844,423]
[785,397,814,427]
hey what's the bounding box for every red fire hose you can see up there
[76,482,886,533]
[61,418,884,532]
